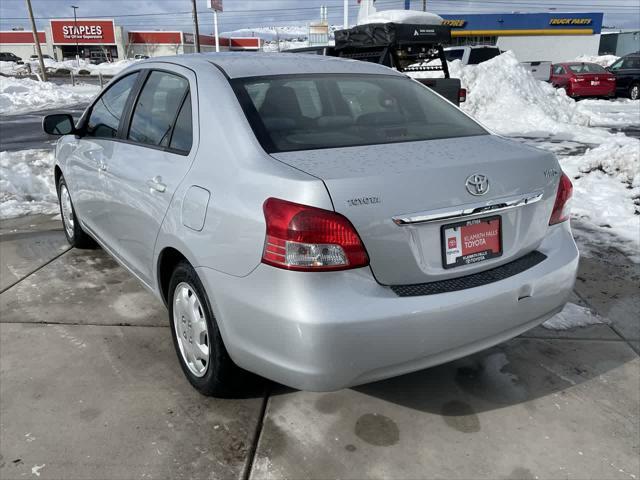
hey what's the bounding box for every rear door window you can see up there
[168,92,193,153]
[468,48,500,65]
[86,72,139,139]
[128,71,190,149]
[444,49,464,62]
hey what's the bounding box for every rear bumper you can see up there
[570,85,616,97]
[197,222,579,391]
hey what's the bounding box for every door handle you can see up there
[147,176,167,193]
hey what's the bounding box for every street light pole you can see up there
[423,0,427,11]
[25,0,47,81]
[71,5,79,66]
[191,0,201,53]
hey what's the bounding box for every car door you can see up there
[65,71,141,245]
[104,66,197,286]
[609,57,631,94]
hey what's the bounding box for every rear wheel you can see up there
[629,83,639,100]
[57,176,95,248]
[168,261,251,397]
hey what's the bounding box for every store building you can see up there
[0,30,49,59]
[599,30,640,57]
[0,17,260,63]
[440,12,604,62]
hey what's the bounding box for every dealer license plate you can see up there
[442,216,502,269]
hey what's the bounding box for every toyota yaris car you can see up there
[43,53,578,396]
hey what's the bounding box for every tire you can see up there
[168,261,252,397]
[629,82,639,101]
[57,175,95,248]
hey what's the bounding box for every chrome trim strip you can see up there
[392,191,544,225]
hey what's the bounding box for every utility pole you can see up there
[191,0,201,53]
[25,0,47,81]
[71,5,79,66]
[422,0,427,11]
[343,0,348,28]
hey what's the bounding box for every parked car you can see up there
[0,52,23,64]
[29,54,53,60]
[550,62,616,99]
[443,45,502,65]
[89,51,111,64]
[43,53,578,396]
[520,61,552,82]
[607,52,640,100]
[134,54,150,60]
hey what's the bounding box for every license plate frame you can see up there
[441,215,502,269]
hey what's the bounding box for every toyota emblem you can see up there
[465,174,490,196]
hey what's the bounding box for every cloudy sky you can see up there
[1,0,638,34]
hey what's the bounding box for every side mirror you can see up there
[43,113,76,136]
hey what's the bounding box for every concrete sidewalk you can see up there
[0,215,638,480]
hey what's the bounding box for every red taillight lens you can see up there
[262,198,369,271]
[570,77,585,82]
[549,173,573,225]
[458,88,467,103]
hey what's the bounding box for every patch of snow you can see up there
[31,464,45,477]
[1,58,138,77]
[576,99,640,128]
[0,149,58,219]
[560,136,640,260]
[574,54,619,67]
[543,303,606,330]
[0,76,99,115]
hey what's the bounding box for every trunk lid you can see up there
[271,134,561,285]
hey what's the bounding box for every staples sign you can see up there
[51,19,116,45]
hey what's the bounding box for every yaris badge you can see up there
[465,174,490,196]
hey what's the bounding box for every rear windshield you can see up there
[567,63,607,74]
[232,74,487,153]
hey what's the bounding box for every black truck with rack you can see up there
[288,22,465,106]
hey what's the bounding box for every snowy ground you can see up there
[0,76,100,115]
[0,58,138,77]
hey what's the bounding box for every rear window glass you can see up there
[567,63,607,74]
[445,49,464,61]
[233,74,487,153]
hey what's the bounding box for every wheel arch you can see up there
[157,246,191,306]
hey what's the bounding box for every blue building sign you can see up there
[438,12,603,36]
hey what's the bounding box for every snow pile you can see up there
[543,303,607,330]
[560,136,640,258]
[1,58,137,76]
[445,52,602,140]
[0,149,58,219]
[222,26,308,41]
[574,54,619,67]
[0,76,99,115]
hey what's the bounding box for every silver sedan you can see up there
[43,53,578,395]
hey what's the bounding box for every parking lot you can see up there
[0,213,638,480]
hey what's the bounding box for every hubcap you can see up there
[60,185,74,239]
[173,282,210,377]
[631,86,639,100]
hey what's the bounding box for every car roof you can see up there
[135,52,404,79]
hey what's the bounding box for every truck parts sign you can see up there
[50,19,116,45]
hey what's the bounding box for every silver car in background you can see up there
[43,53,578,395]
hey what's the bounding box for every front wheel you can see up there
[168,261,252,397]
[57,176,95,248]
[629,82,639,100]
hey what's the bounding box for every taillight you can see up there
[607,76,616,82]
[570,77,585,82]
[458,88,467,103]
[549,173,573,225]
[262,198,369,271]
